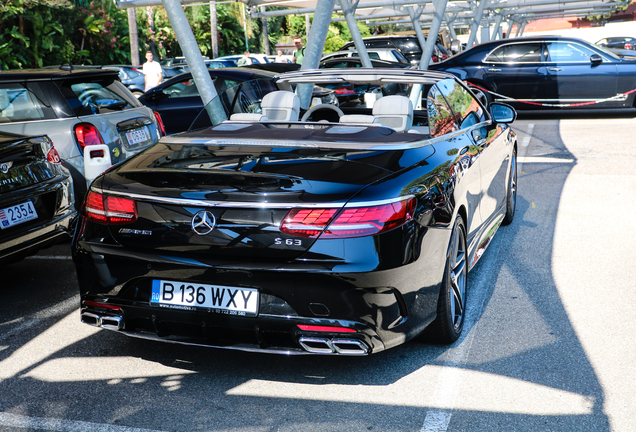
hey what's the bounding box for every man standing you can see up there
[143,51,162,92]
[292,35,305,65]
[237,50,252,66]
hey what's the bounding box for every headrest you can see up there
[261,91,300,121]
[229,113,267,121]
[372,95,413,132]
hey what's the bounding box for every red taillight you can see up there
[47,147,61,163]
[280,197,416,239]
[153,111,166,136]
[626,43,633,50]
[297,325,356,333]
[82,190,137,225]
[280,208,339,238]
[74,123,104,150]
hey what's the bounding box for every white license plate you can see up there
[125,127,149,145]
[151,280,259,317]
[0,200,38,229]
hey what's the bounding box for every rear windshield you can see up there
[392,38,422,54]
[0,84,53,123]
[59,76,140,116]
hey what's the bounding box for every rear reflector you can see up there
[82,191,137,225]
[297,325,356,333]
[281,197,416,239]
[46,148,61,163]
[84,301,121,311]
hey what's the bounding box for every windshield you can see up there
[592,43,623,60]
[187,76,442,133]
[188,79,279,131]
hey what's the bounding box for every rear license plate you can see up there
[0,200,38,229]
[125,127,149,145]
[151,280,259,317]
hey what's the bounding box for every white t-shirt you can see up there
[143,60,162,91]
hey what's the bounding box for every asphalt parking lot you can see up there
[1,109,635,432]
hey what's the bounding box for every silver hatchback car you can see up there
[0,66,164,207]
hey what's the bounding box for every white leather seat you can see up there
[372,95,413,132]
[261,91,300,121]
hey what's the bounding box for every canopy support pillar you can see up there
[161,0,225,125]
[467,0,488,48]
[338,0,373,68]
[297,0,336,109]
[419,0,448,70]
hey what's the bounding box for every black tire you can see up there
[468,83,492,107]
[502,148,517,226]
[428,215,468,344]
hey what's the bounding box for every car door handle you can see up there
[487,68,501,72]
[549,67,563,71]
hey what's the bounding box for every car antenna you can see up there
[60,62,74,72]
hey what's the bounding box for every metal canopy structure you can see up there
[115,0,629,122]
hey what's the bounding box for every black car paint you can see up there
[73,94,515,355]
[430,36,636,109]
[0,132,75,264]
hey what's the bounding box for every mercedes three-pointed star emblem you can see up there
[191,210,216,236]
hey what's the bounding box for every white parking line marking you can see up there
[0,412,170,432]
[521,124,533,148]
[419,222,504,432]
[518,157,574,164]
[517,123,534,173]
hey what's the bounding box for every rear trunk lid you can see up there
[93,124,433,260]
[0,133,58,194]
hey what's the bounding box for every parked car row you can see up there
[4,32,634,267]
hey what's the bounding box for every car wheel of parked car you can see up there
[502,148,517,226]
[428,215,468,343]
[132,90,144,98]
[467,83,492,107]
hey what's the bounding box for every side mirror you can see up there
[450,40,461,54]
[490,102,517,124]
[144,88,167,101]
[590,54,603,64]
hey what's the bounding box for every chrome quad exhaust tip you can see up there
[298,336,369,355]
[81,312,123,331]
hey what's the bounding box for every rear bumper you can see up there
[73,225,451,355]
[0,177,76,264]
[80,307,375,355]
[0,212,75,264]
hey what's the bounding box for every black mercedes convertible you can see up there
[72,69,518,355]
